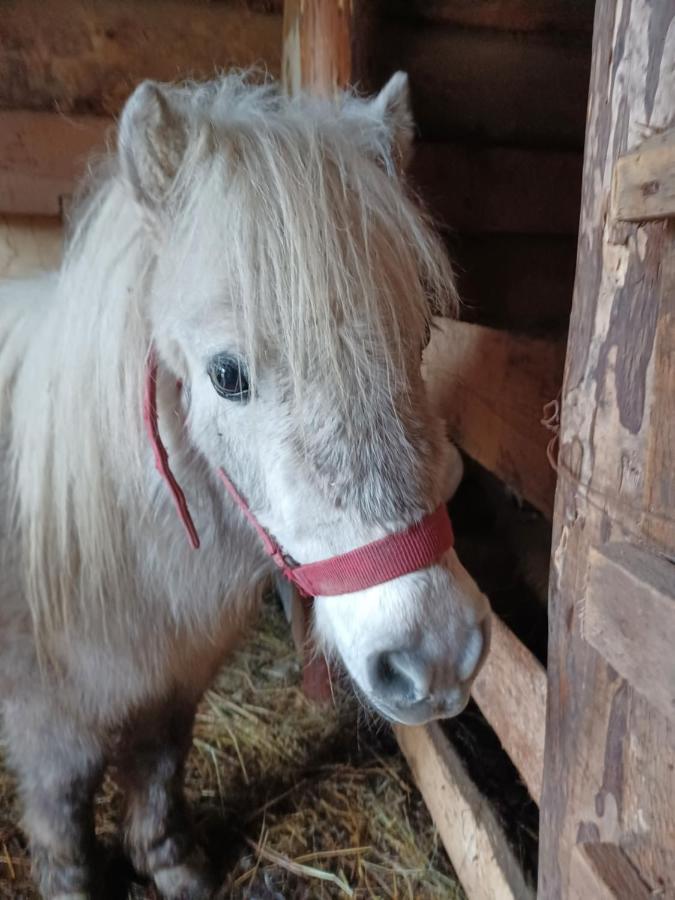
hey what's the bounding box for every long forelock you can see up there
[168,75,458,409]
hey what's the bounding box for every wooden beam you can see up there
[583,543,675,722]
[0,0,282,117]
[423,320,566,518]
[395,722,534,900]
[471,615,546,803]
[569,844,652,900]
[411,144,582,236]
[386,0,595,33]
[611,129,675,222]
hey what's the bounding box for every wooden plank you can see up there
[612,129,675,222]
[471,615,546,803]
[583,543,675,722]
[0,112,109,217]
[0,215,63,278]
[394,721,534,900]
[570,843,653,900]
[0,0,282,117]
[386,0,595,33]
[372,26,592,147]
[411,144,583,235]
[423,319,566,518]
[540,1,675,896]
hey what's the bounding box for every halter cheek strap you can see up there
[143,356,455,597]
[143,351,200,549]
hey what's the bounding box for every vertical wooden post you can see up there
[540,1,675,896]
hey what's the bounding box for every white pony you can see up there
[0,72,490,899]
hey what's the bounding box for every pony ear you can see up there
[118,81,189,208]
[370,72,415,170]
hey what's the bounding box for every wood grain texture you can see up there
[583,543,675,723]
[612,128,675,222]
[569,843,653,900]
[423,319,566,518]
[540,2,675,896]
[411,144,583,235]
[471,614,547,803]
[394,722,535,900]
[0,0,282,116]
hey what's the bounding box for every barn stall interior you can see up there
[1,1,674,898]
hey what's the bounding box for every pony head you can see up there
[118,73,490,724]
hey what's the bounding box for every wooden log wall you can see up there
[540,1,675,896]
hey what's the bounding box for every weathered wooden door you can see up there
[540,1,675,897]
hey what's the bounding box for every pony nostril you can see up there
[457,616,491,683]
[368,650,430,703]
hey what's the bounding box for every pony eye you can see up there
[207,354,250,402]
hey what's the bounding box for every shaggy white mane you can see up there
[0,72,457,642]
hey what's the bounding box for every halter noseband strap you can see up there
[218,469,454,597]
[143,355,455,597]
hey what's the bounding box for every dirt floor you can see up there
[0,600,463,899]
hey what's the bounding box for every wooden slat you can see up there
[423,320,566,518]
[395,722,534,900]
[0,112,109,217]
[411,144,582,235]
[471,615,546,803]
[569,844,652,900]
[612,129,675,222]
[0,0,282,117]
[583,543,675,722]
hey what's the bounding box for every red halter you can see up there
[143,355,454,597]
